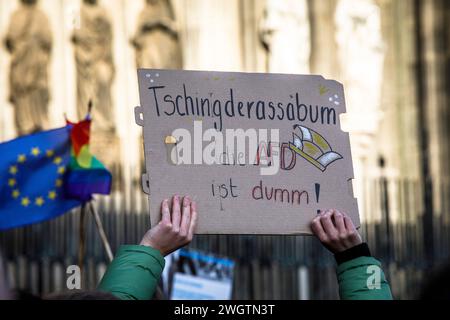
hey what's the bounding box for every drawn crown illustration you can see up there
[289,125,343,172]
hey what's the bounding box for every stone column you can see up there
[334,0,386,223]
[418,0,450,235]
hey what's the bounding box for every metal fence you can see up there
[1,177,449,299]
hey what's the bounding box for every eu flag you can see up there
[0,127,81,231]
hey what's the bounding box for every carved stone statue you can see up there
[72,0,115,132]
[335,0,385,144]
[131,0,182,69]
[4,0,52,135]
[259,0,310,74]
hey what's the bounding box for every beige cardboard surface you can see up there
[136,69,359,234]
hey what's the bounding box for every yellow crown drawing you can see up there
[289,125,343,172]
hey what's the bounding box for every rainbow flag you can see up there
[65,117,112,202]
[0,117,111,230]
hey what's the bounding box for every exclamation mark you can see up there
[315,183,321,214]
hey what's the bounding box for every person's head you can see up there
[44,290,119,300]
[11,290,41,300]
[420,261,450,299]
[21,0,38,6]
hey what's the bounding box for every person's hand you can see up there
[311,209,362,254]
[140,195,198,256]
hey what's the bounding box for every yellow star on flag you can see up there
[12,190,20,199]
[48,190,57,200]
[57,166,66,175]
[31,147,41,157]
[35,197,45,207]
[18,154,26,163]
[21,197,30,207]
[54,157,63,165]
[55,179,63,187]
[8,178,16,187]
[9,165,18,175]
[46,150,55,157]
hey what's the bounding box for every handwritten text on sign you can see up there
[136,69,359,234]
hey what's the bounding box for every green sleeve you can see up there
[336,256,393,300]
[97,245,165,300]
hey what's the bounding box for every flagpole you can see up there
[76,99,94,269]
[89,201,113,263]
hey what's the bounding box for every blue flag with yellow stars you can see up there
[0,127,82,231]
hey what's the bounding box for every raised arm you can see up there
[98,195,198,300]
[311,209,393,300]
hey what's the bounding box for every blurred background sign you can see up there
[164,249,234,300]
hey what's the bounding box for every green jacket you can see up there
[98,245,392,300]
[98,245,165,300]
[337,256,393,300]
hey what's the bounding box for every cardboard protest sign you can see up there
[135,69,359,234]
